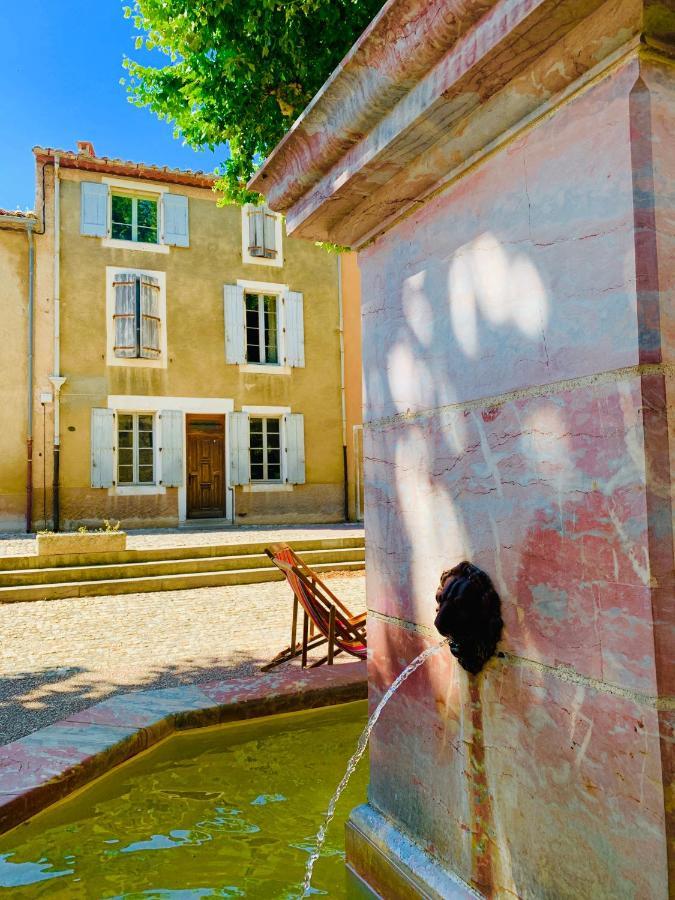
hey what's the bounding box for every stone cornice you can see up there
[250,0,675,248]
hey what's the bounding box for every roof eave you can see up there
[32,147,217,191]
[250,0,653,249]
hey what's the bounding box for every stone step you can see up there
[0,559,365,604]
[0,535,365,572]
[0,546,365,587]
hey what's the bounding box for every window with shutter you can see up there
[108,267,166,367]
[242,204,283,267]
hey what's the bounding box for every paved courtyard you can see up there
[0,523,364,558]
[0,571,366,745]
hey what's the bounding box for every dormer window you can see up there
[111,193,158,244]
[241,203,283,267]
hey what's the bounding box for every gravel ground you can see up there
[0,572,366,745]
[0,523,364,558]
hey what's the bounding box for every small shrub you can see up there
[100,519,121,533]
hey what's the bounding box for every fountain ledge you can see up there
[0,662,367,836]
[346,803,483,899]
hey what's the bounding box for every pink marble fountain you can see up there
[251,1,675,895]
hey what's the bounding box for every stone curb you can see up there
[0,661,368,835]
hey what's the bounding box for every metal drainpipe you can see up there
[49,154,66,531]
[337,255,349,522]
[25,221,35,533]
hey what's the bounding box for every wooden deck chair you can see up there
[262,543,367,670]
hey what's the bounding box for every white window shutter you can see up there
[229,412,250,485]
[140,275,162,359]
[284,290,305,367]
[160,410,183,486]
[81,182,108,237]
[91,408,115,488]
[162,193,189,247]
[113,273,137,358]
[263,208,277,255]
[224,284,246,364]
[284,413,305,484]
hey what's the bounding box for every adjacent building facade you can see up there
[0,142,362,531]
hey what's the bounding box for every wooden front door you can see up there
[186,415,226,518]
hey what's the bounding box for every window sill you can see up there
[108,485,167,496]
[241,252,284,268]
[241,483,293,493]
[240,364,291,376]
[102,238,170,254]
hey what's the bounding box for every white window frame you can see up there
[115,411,157,489]
[244,291,281,366]
[241,404,293,492]
[101,177,170,254]
[106,266,168,369]
[241,203,284,268]
[236,279,291,375]
[248,416,283,484]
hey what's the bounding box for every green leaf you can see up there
[121,0,384,203]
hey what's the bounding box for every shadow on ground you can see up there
[0,651,292,745]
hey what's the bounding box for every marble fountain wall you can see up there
[249,2,675,894]
[347,55,674,899]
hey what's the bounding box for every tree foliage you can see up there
[123,0,383,204]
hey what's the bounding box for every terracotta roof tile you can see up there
[0,208,36,219]
[33,146,218,190]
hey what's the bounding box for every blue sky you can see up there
[1,2,228,210]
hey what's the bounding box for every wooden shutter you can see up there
[140,275,162,359]
[263,208,277,257]
[113,274,138,358]
[160,409,183,486]
[162,193,189,247]
[80,182,108,237]
[224,284,246,364]
[91,408,115,488]
[248,206,265,257]
[284,413,305,484]
[284,290,305,367]
[229,412,250,485]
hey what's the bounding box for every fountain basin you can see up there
[0,700,369,897]
[0,662,367,838]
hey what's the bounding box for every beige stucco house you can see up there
[0,142,362,531]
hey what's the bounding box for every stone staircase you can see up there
[0,536,365,603]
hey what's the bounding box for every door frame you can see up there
[106,396,235,524]
[186,414,227,520]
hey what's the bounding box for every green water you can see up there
[0,701,369,899]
